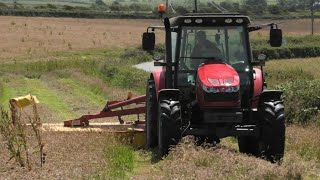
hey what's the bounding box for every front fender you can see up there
[158,89,180,102]
[260,90,283,102]
[151,67,166,100]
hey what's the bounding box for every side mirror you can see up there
[142,32,155,51]
[257,54,267,61]
[270,27,282,47]
[153,55,163,61]
[252,54,266,66]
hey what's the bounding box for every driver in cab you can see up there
[190,31,222,69]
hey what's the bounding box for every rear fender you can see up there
[158,89,180,101]
[151,67,166,100]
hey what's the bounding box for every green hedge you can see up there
[253,46,320,60]
[252,35,320,60]
[0,9,155,19]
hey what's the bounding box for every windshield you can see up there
[179,26,249,71]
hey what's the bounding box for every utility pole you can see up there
[194,0,198,13]
[166,0,169,10]
[312,0,315,35]
[166,0,169,16]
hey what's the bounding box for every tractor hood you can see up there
[196,60,241,108]
[197,61,240,89]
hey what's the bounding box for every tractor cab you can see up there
[169,15,253,109]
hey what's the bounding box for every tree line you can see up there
[0,0,318,19]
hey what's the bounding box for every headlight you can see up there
[224,85,240,93]
[202,84,239,93]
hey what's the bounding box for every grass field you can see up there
[0,16,320,179]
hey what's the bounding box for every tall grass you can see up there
[265,58,320,125]
[0,101,44,170]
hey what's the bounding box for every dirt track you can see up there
[0,131,109,179]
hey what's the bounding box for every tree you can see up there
[175,6,189,14]
[96,0,106,6]
[244,0,267,7]
[268,4,281,14]
[243,0,268,15]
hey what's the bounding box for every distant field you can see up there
[0,16,165,61]
[0,16,318,62]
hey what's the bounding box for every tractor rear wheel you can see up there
[145,79,158,149]
[260,100,286,163]
[158,100,182,157]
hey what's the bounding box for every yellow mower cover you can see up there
[10,94,40,109]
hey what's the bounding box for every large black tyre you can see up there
[145,79,158,149]
[260,100,286,163]
[238,100,285,163]
[158,100,182,157]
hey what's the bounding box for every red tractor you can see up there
[142,13,285,163]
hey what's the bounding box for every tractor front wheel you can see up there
[238,100,285,163]
[158,100,182,157]
[260,100,286,163]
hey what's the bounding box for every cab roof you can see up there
[169,13,251,27]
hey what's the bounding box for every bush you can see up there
[0,2,8,9]
[46,4,57,9]
[277,80,320,124]
[268,5,281,15]
[63,5,75,11]
[253,46,320,60]
[175,6,189,15]
[252,35,320,59]
[110,2,124,12]
[129,3,151,12]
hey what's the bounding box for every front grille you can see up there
[204,92,239,102]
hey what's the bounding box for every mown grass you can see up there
[59,78,107,107]
[132,125,320,179]
[141,136,305,179]
[19,78,77,120]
